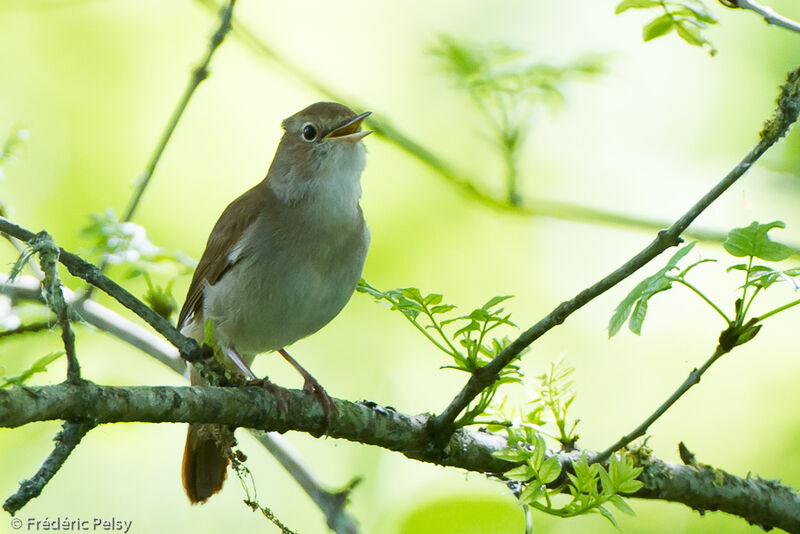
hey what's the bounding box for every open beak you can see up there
[325,111,372,143]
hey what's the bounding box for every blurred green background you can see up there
[1,0,800,532]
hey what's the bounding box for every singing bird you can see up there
[178,102,371,503]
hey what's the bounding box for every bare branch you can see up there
[1,382,798,532]
[431,66,800,434]
[0,320,52,340]
[720,0,800,34]
[595,344,728,464]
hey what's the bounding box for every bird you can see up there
[178,101,371,504]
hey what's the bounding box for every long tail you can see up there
[182,423,232,504]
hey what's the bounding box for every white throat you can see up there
[271,142,366,220]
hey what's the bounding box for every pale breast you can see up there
[201,208,369,356]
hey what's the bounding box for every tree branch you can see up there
[594,344,728,464]
[2,421,94,515]
[430,66,800,434]
[0,274,361,532]
[720,0,800,34]
[1,382,798,532]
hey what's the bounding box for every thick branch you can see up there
[1,383,798,532]
[0,274,359,532]
[432,67,800,433]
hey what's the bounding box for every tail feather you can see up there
[182,423,231,504]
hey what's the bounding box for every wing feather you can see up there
[177,184,268,329]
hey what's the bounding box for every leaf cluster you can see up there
[430,35,605,204]
[1,351,63,388]
[357,280,523,425]
[496,436,643,529]
[615,0,718,55]
[610,221,800,346]
[80,209,194,320]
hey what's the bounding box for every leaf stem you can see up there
[669,277,731,324]
[755,297,800,322]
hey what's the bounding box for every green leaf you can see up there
[519,483,545,504]
[430,304,456,314]
[1,351,63,388]
[609,494,636,515]
[538,456,562,484]
[675,20,707,47]
[505,464,533,482]
[628,298,648,335]
[615,0,660,13]
[671,1,719,23]
[723,221,792,262]
[482,295,513,310]
[492,448,526,462]
[643,14,676,41]
[609,243,696,337]
[595,505,621,530]
[617,478,644,493]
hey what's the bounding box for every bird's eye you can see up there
[301,123,318,142]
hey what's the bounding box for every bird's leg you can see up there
[223,347,257,380]
[278,348,337,426]
[226,346,291,416]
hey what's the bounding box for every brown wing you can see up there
[177,184,268,329]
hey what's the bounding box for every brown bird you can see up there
[178,102,371,503]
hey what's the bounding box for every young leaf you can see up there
[723,221,793,262]
[1,351,63,388]
[538,456,562,484]
[609,494,636,515]
[643,14,675,41]
[615,0,660,13]
[609,242,696,337]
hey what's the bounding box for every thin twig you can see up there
[250,431,361,534]
[430,66,800,435]
[197,0,800,256]
[81,0,237,301]
[28,232,81,383]
[720,0,800,34]
[2,420,94,515]
[593,345,728,464]
[0,274,186,373]
[0,217,203,362]
[122,0,235,223]
[0,320,52,340]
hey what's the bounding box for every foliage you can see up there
[610,221,800,342]
[1,351,63,388]
[357,279,523,426]
[430,35,605,204]
[80,208,194,320]
[615,0,718,55]
[491,362,642,527]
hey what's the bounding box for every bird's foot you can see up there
[302,374,337,430]
[247,376,290,417]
